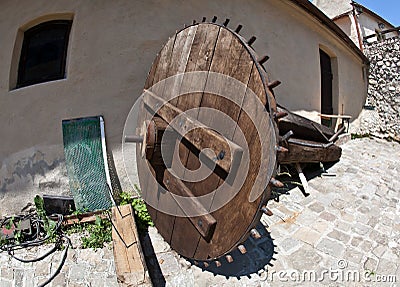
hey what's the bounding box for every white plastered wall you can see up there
[0,0,367,214]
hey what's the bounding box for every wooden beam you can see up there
[277,138,342,164]
[143,89,243,174]
[163,170,217,241]
[111,205,151,286]
[277,106,335,142]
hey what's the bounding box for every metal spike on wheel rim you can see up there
[223,18,230,27]
[268,80,282,90]
[276,145,289,153]
[258,55,270,65]
[270,177,284,188]
[238,245,247,254]
[250,229,262,239]
[261,206,273,216]
[247,36,257,46]
[274,111,288,120]
[235,24,243,33]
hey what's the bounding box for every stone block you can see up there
[351,224,372,236]
[319,211,337,222]
[293,227,321,246]
[157,252,180,276]
[51,272,67,287]
[0,279,12,287]
[68,264,88,283]
[327,229,350,244]
[316,238,345,258]
[279,237,303,254]
[344,247,364,264]
[0,268,13,280]
[363,257,378,271]
[287,245,322,270]
[308,202,325,213]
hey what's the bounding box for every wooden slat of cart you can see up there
[111,205,150,286]
[172,24,221,180]
[169,27,235,257]
[139,34,176,224]
[165,25,198,106]
[194,63,273,259]
[170,28,254,258]
[166,24,221,256]
[140,52,162,222]
[151,26,198,245]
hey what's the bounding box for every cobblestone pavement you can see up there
[0,138,399,287]
[0,242,118,287]
[144,138,400,287]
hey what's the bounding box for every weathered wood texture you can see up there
[277,105,335,142]
[278,138,342,164]
[138,23,278,260]
[62,210,106,226]
[143,90,243,174]
[111,205,151,287]
[163,169,217,241]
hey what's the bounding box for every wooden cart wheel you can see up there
[135,21,280,262]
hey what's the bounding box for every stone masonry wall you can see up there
[359,37,400,139]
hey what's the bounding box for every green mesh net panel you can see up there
[62,116,114,211]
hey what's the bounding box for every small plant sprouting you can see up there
[119,191,154,232]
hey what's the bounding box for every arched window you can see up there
[17,20,72,88]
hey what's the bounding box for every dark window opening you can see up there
[17,20,72,88]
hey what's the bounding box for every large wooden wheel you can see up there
[136,21,281,262]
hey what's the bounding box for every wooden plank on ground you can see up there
[111,205,152,287]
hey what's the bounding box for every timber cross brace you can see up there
[124,18,342,266]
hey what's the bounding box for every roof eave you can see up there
[351,1,395,30]
[290,0,369,65]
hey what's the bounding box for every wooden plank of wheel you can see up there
[137,22,279,262]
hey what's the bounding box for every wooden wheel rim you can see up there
[136,22,279,260]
